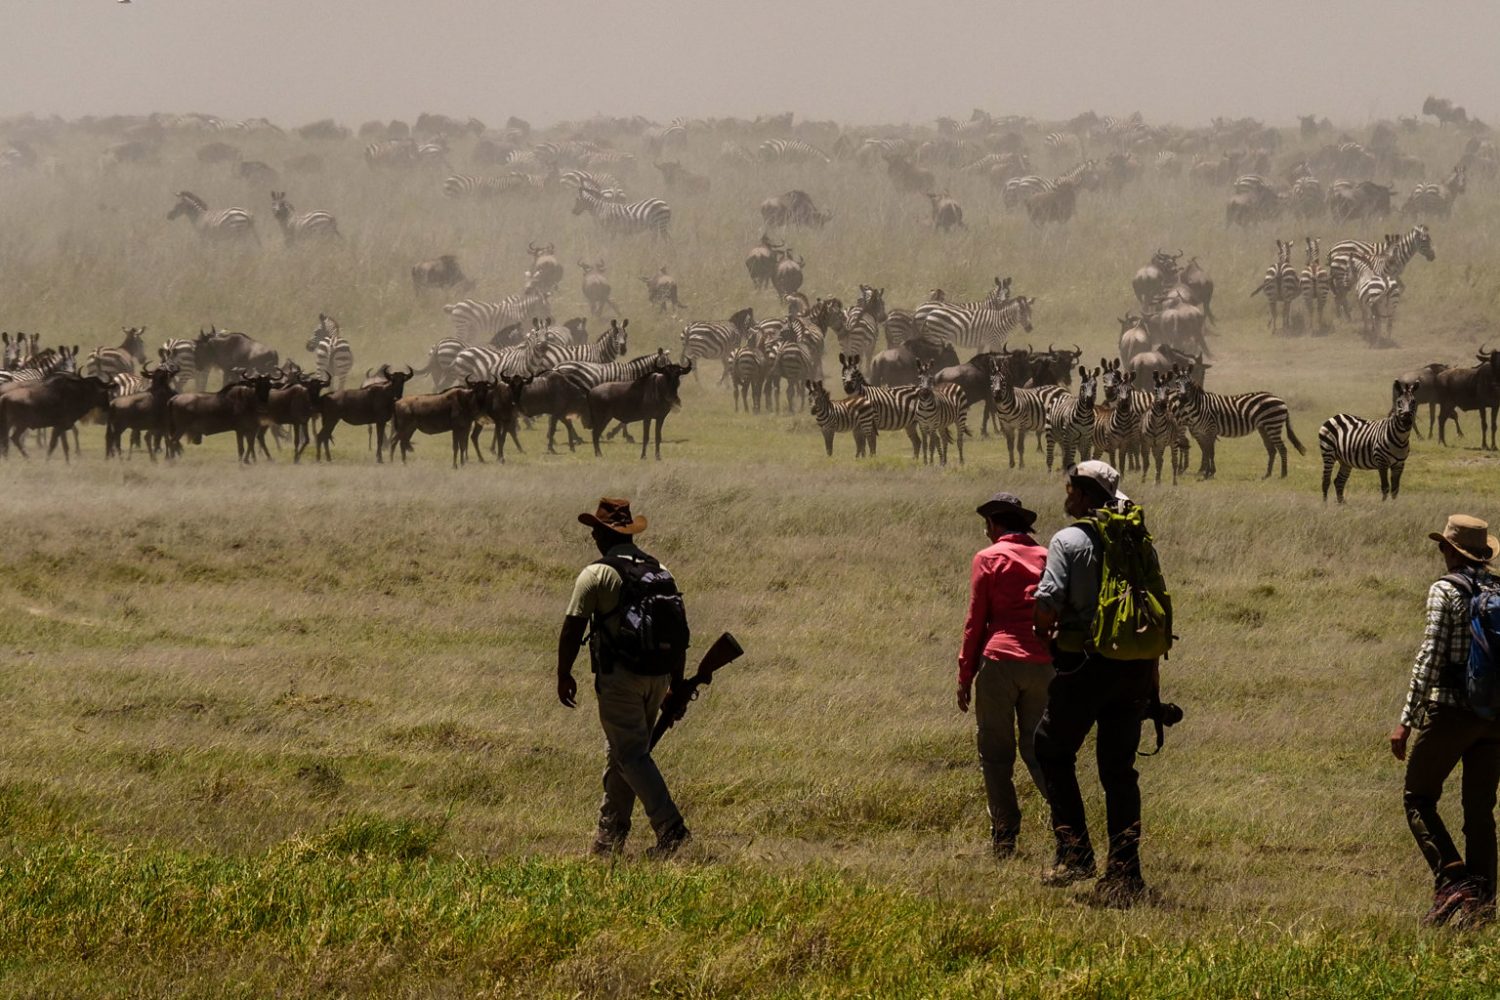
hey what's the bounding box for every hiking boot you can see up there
[991,829,1018,861]
[1040,859,1096,887]
[1088,871,1148,909]
[1422,883,1475,927]
[1454,894,1497,929]
[645,825,692,860]
[589,835,626,859]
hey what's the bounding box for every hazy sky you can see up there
[6,1,1498,129]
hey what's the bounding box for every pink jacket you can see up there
[958,532,1051,686]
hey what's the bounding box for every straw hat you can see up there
[1429,514,1496,565]
[578,497,648,535]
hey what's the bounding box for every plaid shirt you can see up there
[1399,576,1484,727]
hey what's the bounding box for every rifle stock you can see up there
[649,631,743,750]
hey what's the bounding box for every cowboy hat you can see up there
[578,496,647,535]
[976,491,1038,529]
[1429,514,1496,565]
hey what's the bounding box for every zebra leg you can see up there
[1335,464,1352,503]
[905,425,921,459]
[1379,466,1392,500]
[1044,430,1055,472]
[955,416,965,466]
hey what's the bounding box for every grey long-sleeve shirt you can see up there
[1034,524,1101,651]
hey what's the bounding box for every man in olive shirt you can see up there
[557,497,691,859]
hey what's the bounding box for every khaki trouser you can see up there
[595,667,684,844]
[974,656,1054,836]
[1404,702,1500,897]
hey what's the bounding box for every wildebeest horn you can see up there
[1073,343,1082,356]
[528,241,539,253]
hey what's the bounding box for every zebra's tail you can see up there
[1285,418,1306,455]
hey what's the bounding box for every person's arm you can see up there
[1391,582,1456,760]
[957,552,990,711]
[556,615,587,708]
[1033,534,1071,641]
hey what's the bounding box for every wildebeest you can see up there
[475,374,534,461]
[412,254,474,293]
[745,234,784,290]
[1129,344,1211,386]
[1025,179,1077,226]
[579,261,617,317]
[525,242,562,293]
[1225,184,1281,227]
[193,328,280,390]
[885,154,935,194]
[584,360,693,460]
[1132,250,1182,307]
[772,253,805,299]
[926,193,964,231]
[256,370,330,463]
[870,335,960,388]
[1118,315,1150,365]
[0,372,112,460]
[315,364,415,462]
[515,371,589,453]
[1329,180,1395,222]
[1394,361,1450,439]
[105,362,178,460]
[654,161,710,194]
[642,267,684,312]
[390,379,494,467]
[166,372,277,463]
[761,190,832,228]
[1431,348,1500,450]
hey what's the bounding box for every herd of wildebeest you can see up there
[1,99,1499,497]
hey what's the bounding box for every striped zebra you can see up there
[757,139,831,164]
[1168,372,1305,478]
[1299,237,1331,331]
[270,191,339,244]
[364,138,418,168]
[839,354,923,456]
[1328,224,1433,320]
[451,340,541,382]
[443,174,528,199]
[559,169,622,196]
[680,307,756,378]
[443,290,551,342]
[644,119,687,154]
[419,337,472,389]
[159,338,197,389]
[550,349,672,397]
[883,308,918,348]
[1352,255,1402,342]
[919,295,1034,352]
[530,319,628,369]
[839,287,884,362]
[85,327,147,379]
[729,334,767,413]
[305,313,353,387]
[806,379,877,456]
[571,183,670,237]
[1003,160,1095,207]
[1138,372,1190,486]
[913,362,968,465]
[769,327,815,413]
[1319,380,1418,502]
[167,191,257,242]
[1091,363,1141,473]
[1250,239,1300,332]
[0,345,77,392]
[987,364,1066,468]
[1044,367,1101,472]
[1291,176,1323,218]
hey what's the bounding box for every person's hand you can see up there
[663,684,690,722]
[1389,724,1410,761]
[557,672,577,709]
[957,684,971,713]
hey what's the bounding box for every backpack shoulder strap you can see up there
[1441,572,1476,600]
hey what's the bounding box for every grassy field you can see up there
[2,114,1499,996]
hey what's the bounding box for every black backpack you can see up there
[592,553,691,674]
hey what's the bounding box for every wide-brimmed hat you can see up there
[976,491,1038,528]
[578,497,647,535]
[1429,514,1496,565]
[1066,460,1130,503]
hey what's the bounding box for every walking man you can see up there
[1032,461,1167,907]
[1390,515,1500,926]
[957,491,1053,859]
[557,497,693,859]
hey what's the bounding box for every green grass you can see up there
[2,114,1499,995]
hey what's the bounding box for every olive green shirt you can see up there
[566,543,666,639]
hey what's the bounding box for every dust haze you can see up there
[6,1,1499,127]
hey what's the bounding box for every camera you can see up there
[1146,700,1184,728]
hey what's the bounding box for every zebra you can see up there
[443,290,550,342]
[769,326,815,413]
[419,337,473,389]
[1168,371,1305,478]
[85,327,147,379]
[559,169,622,195]
[550,349,672,398]
[571,183,670,237]
[1404,164,1466,218]
[167,191,257,242]
[109,371,149,399]
[680,307,756,378]
[729,333,767,413]
[451,339,541,382]
[806,379,877,456]
[1251,239,1300,332]
[840,354,924,456]
[1352,254,1402,343]
[0,345,77,396]
[159,338,197,389]
[913,361,968,465]
[1044,367,1101,472]
[1138,371,1189,485]
[1319,380,1419,502]
[1328,224,1433,320]
[987,364,1066,468]
[270,191,339,244]
[530,319,628,369]
[1003,161,1095,207]
[1091,363,1141,473]
[443,174,525,199]
[919,296,1034,352]
[840,287,884,362]
[305,313,353,388]
[1299,237,1331,331]
[757,139,831,164]
[364,138,419,168]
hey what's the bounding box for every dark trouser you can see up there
[1404,702,1500,899]
[1033,648,1155,876]
[974,657,1054,837]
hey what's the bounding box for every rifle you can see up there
[649,631,743,750]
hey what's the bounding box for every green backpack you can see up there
[1076,504,1173,661]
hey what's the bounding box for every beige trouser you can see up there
[595,667,683,843]
[974,656,1054,836]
